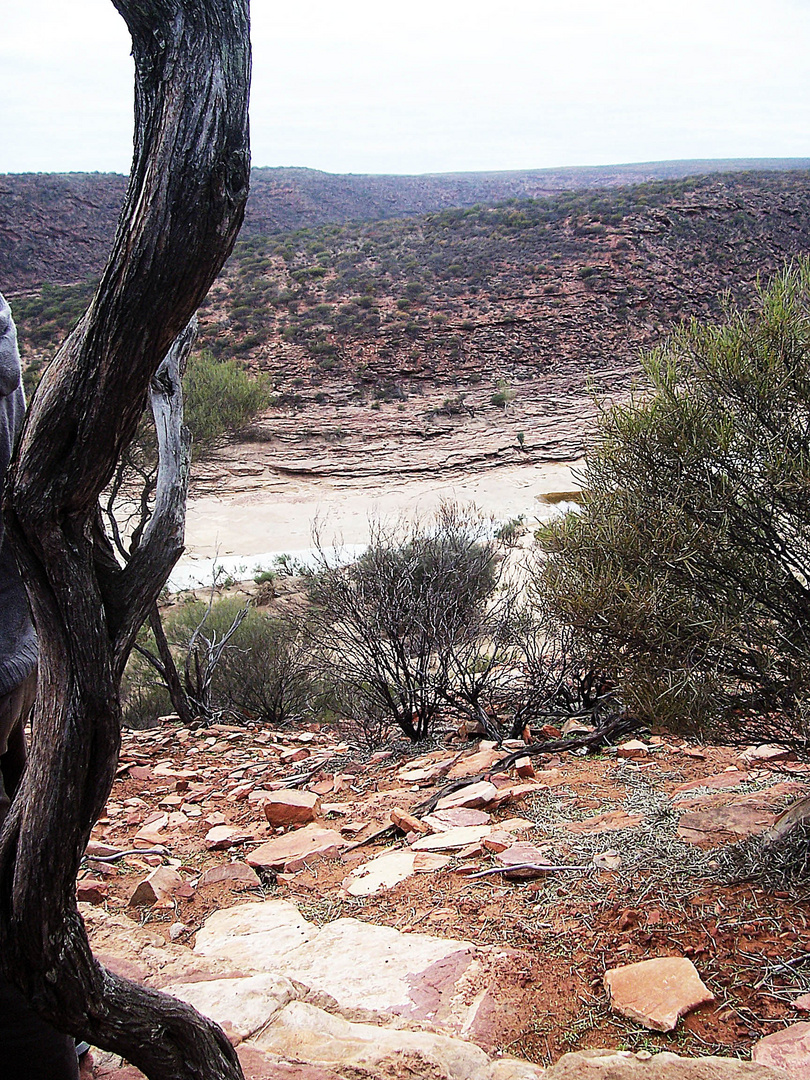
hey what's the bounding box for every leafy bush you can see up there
[183,349,270,449]
[539,260,810,745]
[124,598,314,728]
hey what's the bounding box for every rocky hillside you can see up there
[9,168,810,474]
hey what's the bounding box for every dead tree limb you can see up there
[414,712,641,816]
[0,2,250,1078]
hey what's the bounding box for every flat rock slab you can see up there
[425,807,491,830]
[604,956,715,1031]
[673,771,749,793]
[566,810,643,835]
[545,1049,790,1080]
[495,842,553,879]
[163,972,302,1040]
[198,861,261,889]
[436,780,500,811]
[740,744,793,764]
[252,999,544,1080]
[753,1021,810,1079]
[677,804,777,847]
[411,824,492,850]
[195,899,317,972]
[193,896,533,1048]
[246,823,348,871]
[342,849,417,896]
[447,748,502,780]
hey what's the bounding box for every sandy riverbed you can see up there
[171,459,584,590]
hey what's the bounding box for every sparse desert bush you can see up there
[538,260,810,747]
[304,503,507,741]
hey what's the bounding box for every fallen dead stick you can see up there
[84,846,169,863]
[344,823,397,852]
[414,712,641,816]
[466,863,591,879]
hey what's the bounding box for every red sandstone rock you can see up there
[262,790,320,826]
[247,824,348,872]
[128,866,185,907]
[435,780,499,811]
[390,806,431,835]
[604,956,715,1031]
[198,862,262,889]
[753,1021,810,1079]
[77,878,108,904]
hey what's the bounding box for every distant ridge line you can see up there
[2,159,810,291]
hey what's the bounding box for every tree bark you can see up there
[0,2,250,1078]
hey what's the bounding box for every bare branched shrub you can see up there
[305,503,507,741]
[125,597,313,728]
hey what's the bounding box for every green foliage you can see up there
[539,260,810,744]
[183,349,270,449]
[490,380,516,408]
[123,599,314,728]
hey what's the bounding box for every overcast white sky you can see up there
[1,0,809,176]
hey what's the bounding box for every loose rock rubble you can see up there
[78,720,810,1078]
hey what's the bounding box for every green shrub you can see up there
[183,349,270,448]
[539,260,810,745]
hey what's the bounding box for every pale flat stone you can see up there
[195,899,318,970]
[247,824,348,871]
[604,957,715,1031]
[490,782,542,806]
[195,900,477,1023]
[561,719,592,736]
[262,789,320,826]
[343,850,417,897]
[753,1021,810,1079]
[253,999,543,1080]
[411,824,492,850]
[205,824,251,850]
[413,852,452,872]
[257,918,476,1018]
[164,973,301,1040]
[436,781,499,811]
[499,817,535,832]
[740,744,793,764]
[425,807,491,830]
[545,1049,790,1080]
[447,748,501,780]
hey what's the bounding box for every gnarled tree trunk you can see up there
[0,2,250,1077]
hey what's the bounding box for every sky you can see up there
[1,0,809,176]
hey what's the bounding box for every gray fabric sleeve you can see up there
[0,295,22,400]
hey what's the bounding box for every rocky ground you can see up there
[76,716,810,1079]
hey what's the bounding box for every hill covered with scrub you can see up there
[9,167,810,471]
